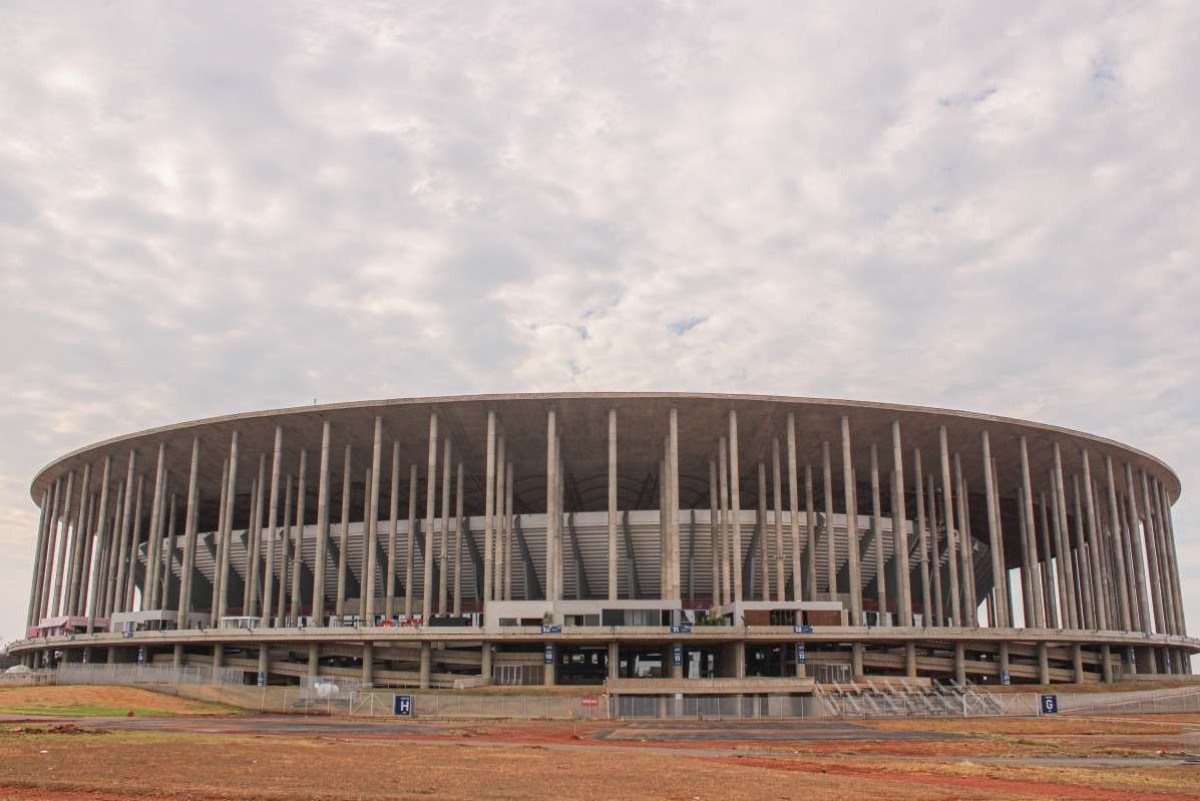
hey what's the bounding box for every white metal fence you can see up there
[53,663,244,686]
[10,663,1200,722]
[1056,685,1200,716]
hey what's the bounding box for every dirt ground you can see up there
[1,724,1197,800]
[4,683,1200,799]
[1,710,1199,800]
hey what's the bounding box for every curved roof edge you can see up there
[29,391,1182,503]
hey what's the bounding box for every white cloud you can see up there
[0,1,1198,646]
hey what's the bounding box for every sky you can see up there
[0,2,1198,650]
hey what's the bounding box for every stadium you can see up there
[11,393,1195,697]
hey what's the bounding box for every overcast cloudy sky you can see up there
[1,2,1198,648]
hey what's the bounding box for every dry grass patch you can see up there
[0,686,236,717]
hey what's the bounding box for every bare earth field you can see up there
[1,686,1199,799]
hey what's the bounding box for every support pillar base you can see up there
[420,642,432,689]
[362,643,374,688]
[480,643,492,684]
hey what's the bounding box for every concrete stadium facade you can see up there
[12,393,1196,690]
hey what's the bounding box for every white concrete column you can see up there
[804,465,816,603]
[1138,470,1166,633]
[26,488,52,627]
[1071,475,1095,629]
[124,474,146,613]
[992,459,1012,627]
[1080,450,1104,633]
[980,431,1007,628]
[1052,444,1078,629]
[504,461,514,601]
[608,409,618,601]
[1147,479,1175,636]
[891,422,911,627]
[718,436,731,606]
[423,412,440,617]
[1104,457,1133,631]
[76,485,98,618]
[290,448,308,621]
[110,453,138,618]
[312,422,332,624]
[490,434,502,604]
[216,432,239,621]
[1151,475,1179,637]
[56,474,80,618]
[840,418,861,622]
[913,449,931,627]
[362,643,374,688]
[953,454,974,626]
[786,415,801,603]
[728,410,742,603]
[404,464,417,617]
[669,410,680,600]
[144,444,167,611]
[260,427,282,627]
[360,420,382,621]
[1018,439,1045,628]
[1049,477,1072,628]
[453,461,464,614]
[40,478,64,621]
[660,450,668,599]
[1156,480,1186,635]
[708,460,719,605]
[246,456,266,617]
[482,410,497,604]
[869,446,886,622]
[86,457,113,632]
[1014,485,1031,622]
[66,463,93,616]
[757,461,769,601]
[175,440,201,628]
[1093,477,1118,630]
[1124,465,1151,631]
[822,440,837,607]
[383,442,400,617]
[926,475,943,626]
[938,428,961,626]
[161,493,178,611]
[419,641,431,688]
[334,444,352,619]
[1037,493,1059,628]
[276,475,293,626]
[772,438,785,602]
[439,436,453,615]
[556,441,564,600]
[50,471,75,617]
[668,407,680,600]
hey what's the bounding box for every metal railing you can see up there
[609,693,819,720]
[815,679,1009,718]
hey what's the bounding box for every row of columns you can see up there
[24,409,1189,663]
